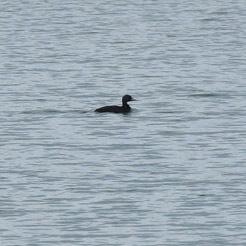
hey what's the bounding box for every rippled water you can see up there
[1,0,246,245]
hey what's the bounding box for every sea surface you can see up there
[1,0,246,245]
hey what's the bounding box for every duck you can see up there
[95,95,136,113]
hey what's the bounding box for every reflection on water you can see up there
[21,109,89,115]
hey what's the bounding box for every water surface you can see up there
[1,0,246,245]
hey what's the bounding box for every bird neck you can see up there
[122,101,130,108]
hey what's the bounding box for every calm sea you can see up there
[1,0,246,245]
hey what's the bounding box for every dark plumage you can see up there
[95,95,136,113]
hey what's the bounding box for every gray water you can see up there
[1,0,246,245]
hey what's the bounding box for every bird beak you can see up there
[131,98,137,101]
